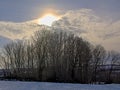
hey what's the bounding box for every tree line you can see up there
[0,30,120,84]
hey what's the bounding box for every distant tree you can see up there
[91,45,106,83]
[106,51,120,83]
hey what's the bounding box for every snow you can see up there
[0,81,119,90]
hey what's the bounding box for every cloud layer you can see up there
[0,21,42,40]
[0,20,50,48]
[53,9,120,51]
[0,9,120,51]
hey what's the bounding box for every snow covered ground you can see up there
[0,81,120,90]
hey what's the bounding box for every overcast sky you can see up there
[0,0,120,22]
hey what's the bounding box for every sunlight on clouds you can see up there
[0,9,120,51]
[52,9,120,51]
[37,9,62,26]
[0,21,41,40]
[38,14,60,26]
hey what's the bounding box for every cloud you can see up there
[52,9,120,51]
[0,20,50,48]
[0,8,120,52]
[0,21,41,40]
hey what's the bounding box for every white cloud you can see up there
[52,9,120,51]
[0,20,50,48]
[0,8,120,52]
[0,20,51,40]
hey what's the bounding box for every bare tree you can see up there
[32,30,51,81]
[91,45,106,83]
[2,30,120,84]
[106,51,120,83]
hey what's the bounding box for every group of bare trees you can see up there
[0,30,120,83]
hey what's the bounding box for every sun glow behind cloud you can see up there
[38,14,60,26]
[0,9,120,52]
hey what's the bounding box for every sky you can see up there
[0,0,120,22]
[0,0,120,52]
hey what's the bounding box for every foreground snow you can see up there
[0,81,120,90]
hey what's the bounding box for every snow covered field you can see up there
[0,81,120,90]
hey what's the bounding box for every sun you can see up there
[38,14,60,26]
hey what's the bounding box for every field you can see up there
[0,81,120,90]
